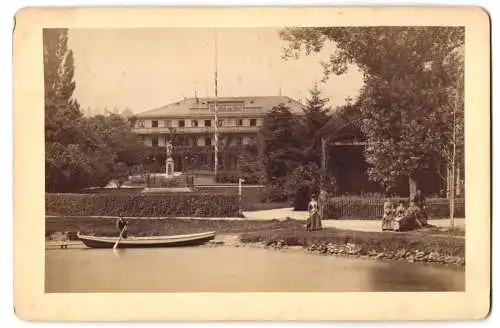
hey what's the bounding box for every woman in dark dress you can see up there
[412,189,428,227]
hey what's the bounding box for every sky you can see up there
[68,28,364,114]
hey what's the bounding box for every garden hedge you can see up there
[326,197,465,220]
[215,171,263,185]
[46,193,239,217]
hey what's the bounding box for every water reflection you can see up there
[45,245,465,293]
[368,261,465,292]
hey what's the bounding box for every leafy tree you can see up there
[44,29,146,191]
[284,162,321,210]
[44,29,93,192]
[259,104,306,201]
[280,26,465,197]
[85,114,145,166]
[301,83,331,166]
[83,114,146,186]
[236,136,265,184]
[261,104,305,181]
[121,107,134,118]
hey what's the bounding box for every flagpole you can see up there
[214,30,219,178]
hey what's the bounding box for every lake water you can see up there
[45,244,465,293]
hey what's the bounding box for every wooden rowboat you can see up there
[77,231,216,249]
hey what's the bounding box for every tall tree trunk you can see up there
[450,152,456,229]
[449,161,455,229]
[408,175,417,200]
[450,60,460,229]
[446,163,452,198]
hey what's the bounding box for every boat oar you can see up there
[113,226,126,250]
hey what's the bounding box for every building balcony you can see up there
[132,126,259,135]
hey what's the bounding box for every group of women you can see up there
[305,189,429,232]
[381,190,428,232]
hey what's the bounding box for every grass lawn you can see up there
[417,225,465,237]
[239,226,465,259]
[46,216,304,239]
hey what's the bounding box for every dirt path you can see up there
[47,207,465,235]
[243,207,465,232]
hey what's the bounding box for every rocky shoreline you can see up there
[46,213,465,267]
[46,232,464,267]
[285,241,464,266]
[204,235,465,267]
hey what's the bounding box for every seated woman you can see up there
[393,201,406,231]
[381,198,395,231]
[395,201,406,217]
[394,201,423,232]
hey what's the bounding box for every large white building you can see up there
[132,95,304,172]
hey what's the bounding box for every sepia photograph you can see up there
[13,6,490,321]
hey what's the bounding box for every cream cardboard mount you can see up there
[12,6,490,321]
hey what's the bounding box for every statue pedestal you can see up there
[166,157,174,177]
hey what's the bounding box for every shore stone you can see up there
[239,240,464,267]
[396,249,406,257]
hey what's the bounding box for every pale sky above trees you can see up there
[68,28,364,113]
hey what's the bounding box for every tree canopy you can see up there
[301,82,331,166]
[280,27,465,195]
[44,29,146,192]
[260,103,305,183]
[44,29,94,191]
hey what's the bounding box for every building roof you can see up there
[135,96,306,118]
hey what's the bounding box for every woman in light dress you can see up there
[393,201,406,231]
[381,198,395,231]
[306,193,322,231]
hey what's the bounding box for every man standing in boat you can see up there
[116,216,129,239]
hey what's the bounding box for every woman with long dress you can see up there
[306,194,322,231]
[381,198,395,231]
[393,201,406,231]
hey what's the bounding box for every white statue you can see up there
[166,140,173,158]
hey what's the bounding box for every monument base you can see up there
[166,158,174,177]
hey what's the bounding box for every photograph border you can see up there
[13,6,490,321]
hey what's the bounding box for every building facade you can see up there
[132,96,305,172]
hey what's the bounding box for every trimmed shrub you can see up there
[215,170,263,184]
[284,163,320,211]
[80,188,145,194]
[148,175,186,188]
[326,197,465,220]
[215,171,240,183]
[293,186,311,211]
[263,182,288,203]
[46,193,239,217]
[129,175,147,184]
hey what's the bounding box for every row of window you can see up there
[208,103,244,112]
[138,118,257,128]
[149,136,245,147]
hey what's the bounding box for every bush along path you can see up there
[238,227,465,267]
[46,192,240,217]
